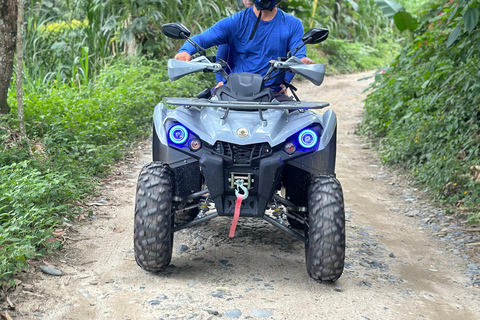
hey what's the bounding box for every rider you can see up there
[174,0,314,102]
[215,0,254,88]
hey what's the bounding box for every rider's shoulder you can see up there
[278,8,301,23]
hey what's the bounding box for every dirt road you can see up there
[8,72,480,320]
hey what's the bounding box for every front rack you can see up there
[164,97,330,122]
[163,97,329,110]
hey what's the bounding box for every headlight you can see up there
[284,141,297,155]
[168,124,188,144]
[298,129,318,149]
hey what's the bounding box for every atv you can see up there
[133,23,345,282]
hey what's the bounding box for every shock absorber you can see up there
[199,199,209,213]
[273,207,283,216]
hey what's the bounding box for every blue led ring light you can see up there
[298,129,318,149]
[169,124,188,144]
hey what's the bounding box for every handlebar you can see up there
[168,55,311,83]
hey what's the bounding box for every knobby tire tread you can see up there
[306,174,345,282]
[134,162,174,272]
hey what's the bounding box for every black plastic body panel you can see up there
[200,153,284,217]
[287,128,336,175]
[215,73,274,102]
[153,125,202,196]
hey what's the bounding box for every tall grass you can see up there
[20,0,235,90]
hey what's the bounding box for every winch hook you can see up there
[234,179,249,200]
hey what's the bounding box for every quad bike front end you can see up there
[134,99,345,282]
[133,24,345,282]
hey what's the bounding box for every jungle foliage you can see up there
[362,0,480,221]
[288,0,404,73]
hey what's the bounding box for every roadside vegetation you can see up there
[290,0,402,73]
[2,0,466,286]
[361,0,480,221]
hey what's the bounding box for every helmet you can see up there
[254,0,281,10]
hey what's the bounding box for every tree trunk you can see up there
[0,0,17,115]
[123,17,137,56]
[16,0,26,140]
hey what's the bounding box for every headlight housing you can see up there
[168,124,188,145]
[298,129,318,149]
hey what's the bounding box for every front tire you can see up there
[305,174,345,282]
[134,162,174,272]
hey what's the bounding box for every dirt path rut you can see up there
[9,72,480,320]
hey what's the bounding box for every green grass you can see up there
[1,58,211,282]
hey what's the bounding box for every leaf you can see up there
[448,5,459,22]
[446,25,462,48]
[6,296,15,308]
[373,0,405,19]
[5,311,14,320]
[393,11,419,32]
[463,8,479,33]
[477,37,480,52]
[346,0,360,11]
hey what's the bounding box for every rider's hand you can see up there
[279,84,288,95]
[174,52,191,61]
[301,57,315,65]
[215,81,224,89]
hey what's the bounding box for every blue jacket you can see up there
[179,8,306,92]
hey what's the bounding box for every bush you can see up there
[361,0,480,221]
[1,58,209,282]
[307,36,400,74]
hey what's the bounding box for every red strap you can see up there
[229,193,243,238]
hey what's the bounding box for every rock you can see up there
[250,309,273,318]
[33,313,44,317]
[225,309,242,318]
[188,281,198,287]
[219,259,231,267]
[467,264,479,270]
[178,244,189,252]
[148,300,161,306]
[210,289,228,298]
[156,295,168,300]
[40,266,62,276]
[389,252,395,258]
[206,309,219,315]
[334,285,342,292]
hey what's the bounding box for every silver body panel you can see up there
[153,103,337,150]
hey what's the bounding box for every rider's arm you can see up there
[177,16,235,56]
[215,44,230,84]
[288,18,308,60]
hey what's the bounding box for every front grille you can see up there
[213,142,271,165]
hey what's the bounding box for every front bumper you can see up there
[200,154,284,217]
